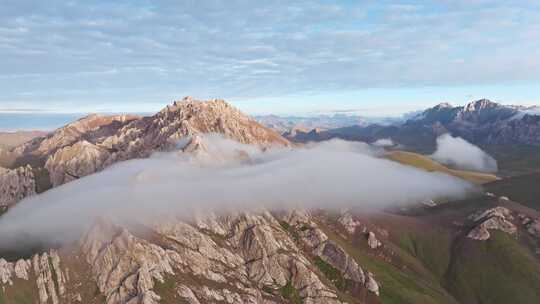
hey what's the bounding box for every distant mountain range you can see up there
[278,99,540,151]
[254,113,412,134]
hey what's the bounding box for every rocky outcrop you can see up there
[0,258,32,286]
[81,219,175,304]
[467,206,517,241]
[13,114,138,158]
[45,140,111,186]
[337,211,383,250]
[367,231,382,249]
[0,251,66,304]
[0,259,14,285]
[337,211,362,234]
[365,272,380,296]
[283,210,380,296]
[0,165,35,207]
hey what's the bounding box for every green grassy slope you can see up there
[395,224,540,304]
[317,221,459,304]
[387,151,499,184]
[445,231,540,304]
[396,193,540,304]
[319,190,540,304]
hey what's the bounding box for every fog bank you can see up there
[431,134,498,173]
[372,138,394,147]
[0,135,475,248]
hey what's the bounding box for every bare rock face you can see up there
[0,258,14,285]
[176,285,201,303]
[30,251,66,304]
[66,208,382,304]
[283,210,380,296]
[0,258,32,286]
[100,97,289,161]
[0,165,35,207]
[4,114,138,191]
[0,213,379,303]
[467,206,517,241]
[0,251,67,304]
[13,114,138,158]
[80,218,175,304]
[45,140,111,187]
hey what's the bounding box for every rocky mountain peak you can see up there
[148,97,290,148]
[434,102,453,109]
[463,99,501,112]
[457,99,517,124]
[415,102,461,125]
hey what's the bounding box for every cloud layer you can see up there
[0,135,475,249]
[372,138,395,147]
[431,134,498,172]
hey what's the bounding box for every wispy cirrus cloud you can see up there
[1,0,540,112]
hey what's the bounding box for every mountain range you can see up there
[0,98,540,304]
[254,114,408,134]
[283,99,540,148]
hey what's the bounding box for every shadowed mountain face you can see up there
[1,98,540,304]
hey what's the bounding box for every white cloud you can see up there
[0,135,475,249]
[431,134,498,172]
[372,138,395,147]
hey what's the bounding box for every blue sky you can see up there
[1,0,540,116]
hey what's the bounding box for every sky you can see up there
[1,0,540,116]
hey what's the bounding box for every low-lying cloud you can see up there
[0,135,476,249]
[431,134,498,173]
[372,138,394,147]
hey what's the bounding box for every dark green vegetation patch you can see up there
[280,281,303,304]
[314,257,351,291]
